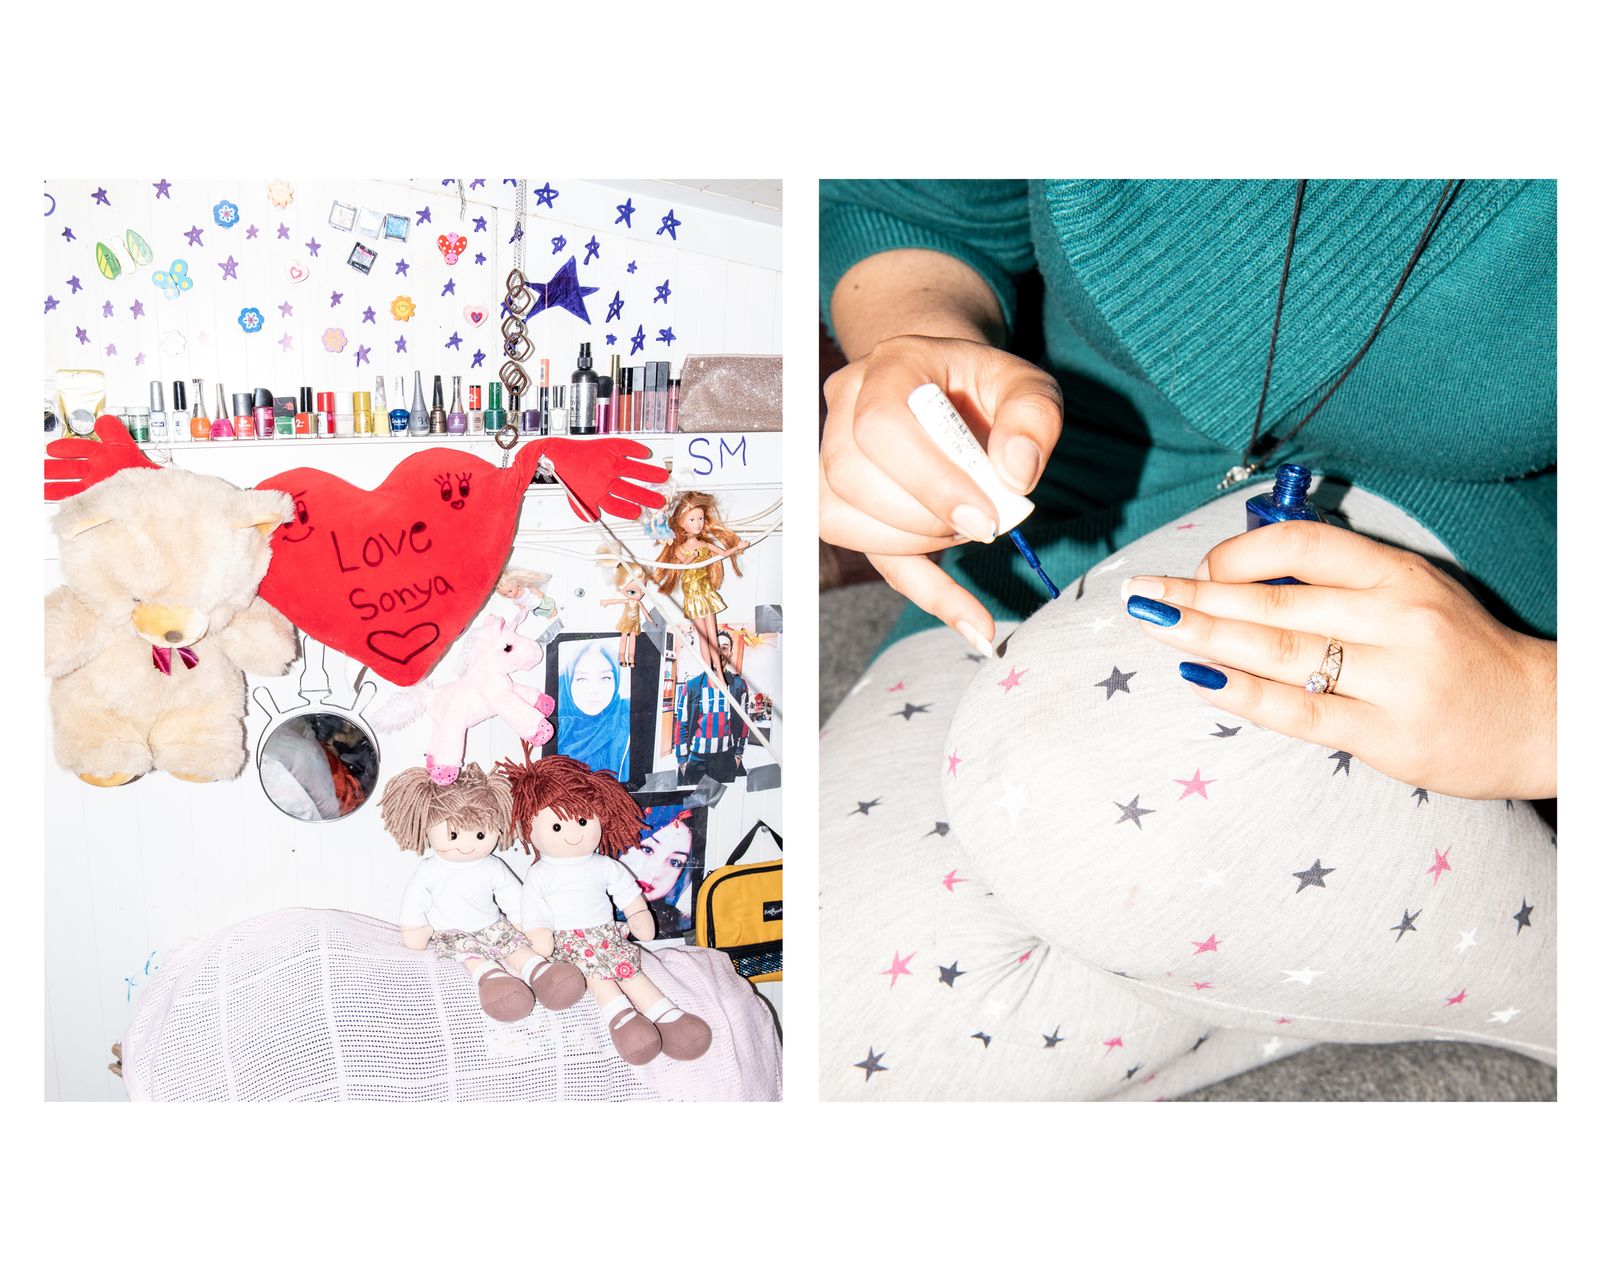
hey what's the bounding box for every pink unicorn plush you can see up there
[377,615,555,785]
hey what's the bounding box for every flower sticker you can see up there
[322,327,347,354]
[390,295,416,322]
[266,179,294,208]
[212,199,240,229]
[237,306,264,334]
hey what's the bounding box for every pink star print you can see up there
[1174,769,1216,800]
[1192,934,1220,955]
[946,751,962,779]
[887,681,905,692]
[941,870,966,892]
[1445,989,1467,1006]
[1427,847,1452,886]
[1176,522,1198,530]
[1276,1017,1294,1025]
[880,951,915,989]
[1192,980,1214,991]
[997,666,1028,693]
[1103,1036,1124,1053]
[1017,950,1032,965]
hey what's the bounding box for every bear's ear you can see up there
[60,512,114,540]
[236,490,296,539]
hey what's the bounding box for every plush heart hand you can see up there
[44,414,159,501]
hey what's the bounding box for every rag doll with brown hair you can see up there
[498,752,713,1064]
[653,490,748,672]
[379,763,585,1022]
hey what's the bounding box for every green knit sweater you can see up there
[820,180,1556,643]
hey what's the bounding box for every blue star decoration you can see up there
[630,325,646,355]
[551,234,567,254]
[657,208,682,240]
[626,260,637,274]
[395,335,408,353]
[615,198,635,227]
[416,206,432,225]
[472,215,487,233]
[362,305,376,324]
[354,344,371,367]
[509,221,524,244]
[445,332,463,351]
[441,277,456,296]
[471,349,486,369]
[853,1048,887,1081]
[605,291,624,322]
[395,258,410,276]
[533,182,559,208]
[657,326,676,346]
[654,279,671,304]
[584,235,600,264]
[473,252,486,266]
[91,186,110,206]
[605,333,617,346]
[524,255,598,325]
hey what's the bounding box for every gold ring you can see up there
[1305,640,1344,695]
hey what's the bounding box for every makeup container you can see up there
[408,371,429,436]
[447,376,467,434]
[212,382,235,439]
[597,375,614,433]
[297,386,315,435]
[906,382,1034,535]
[54,369,107,438]
[373,376,388,432]
[233,391,257,440]
[316,391,334,435]
[335,391,355,436]
[429,375,446,434]
[191,379,212,440]
[484,381,506,436]
[170,381,187,444]
[570,341,598,436]
[357,390,376,435]
[468,383,484,433]
[274,395,297,436]
[248,388,271,438]
[1245,463,1323,584]
[666,377,680,432]
[656,362,672,431]
[147,380,166,443]
[127,406,151,444]
[620,366,634,432]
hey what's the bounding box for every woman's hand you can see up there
[819,335,1063,652]
[1122,519,1555,799]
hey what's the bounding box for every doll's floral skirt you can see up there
[551,921,642,981]
[429,918,533,964]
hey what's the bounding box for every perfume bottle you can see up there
[409,371,429,436]
[1244,463,1324,585]
[191,378,212,440]
[570,341,598,435]
[429,375,446,434]
[447,375,467,434]
[373,376,388,432]
[484,381,505,436]
[468,383,484,433]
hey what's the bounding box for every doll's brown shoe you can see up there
[608,1008,662,1064]
[527,959,585,1011]
[476,968,535,1023]
[655,1011,713,1061]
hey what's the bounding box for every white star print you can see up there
[1454,929,1477,953]
[1487,1008,1520,1024]
[1092,557,1129,576]
[995,779,1031,825]
[1196,866,1228,888]
[848,674,872,698]
[1086,615,1116,632]
[1281,968,1323,985]
[1262,1037,1284,1057]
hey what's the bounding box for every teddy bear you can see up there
[46,466,299,786]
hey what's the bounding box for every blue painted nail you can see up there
[1179,661,1227,690]
[1127,595,1180,627]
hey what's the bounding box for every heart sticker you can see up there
[286,260,310,284]
[463,306,487,327]
[437,233,467,266]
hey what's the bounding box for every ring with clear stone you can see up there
[1305,640,1344,695]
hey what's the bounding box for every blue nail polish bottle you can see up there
[1245,463,1323,585]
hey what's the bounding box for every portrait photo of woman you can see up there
[615,800,706,940]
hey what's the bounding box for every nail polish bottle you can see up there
[274,394,297,436]
[212,382,235,439]
[373,376,388,432]
[251,388,273,438]
[408,371,429,436]
[297,386,315,435]
[170,381,187,444]
[190,378,212,440]
[429,375,446,434]
[666,377,681,433]
[356,390,374,435]
[468,383,484,433]
[521,404,540,435]
[570,341,598,436]
[484,381,505,436]
[234,391,257,439]
[336,391,355,436]
[147,380,166,443]
[316,391,333,435]
[447,375,467,434]
[390,373,410,433]
[596,375,613,433]
[1245,463,1324,585]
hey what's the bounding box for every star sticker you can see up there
[1281,967,1323,984]
[853,1048,888,1080]
[362,306,376,324]
[551,235,567,254]
[184,226,204,247]
[1114,795,1154,829]
[972,1031,992,1048]
[880,951,915,988]
[329,290,343,307]
[946,751,962,778]
[1291,859,1336,892]
[1454,929,1477,953]
[306,237,321,257]
[1328,750,1353,776]
[1262,1037,1284,1058]
[626,260,637,274]
[472,216,487,233]
[928,821,951,839]
[1427,847,1452,886]
[130,299,145,319]
[1174,769,1216,799]
[658,208,682,239]
[445,332,463,350]
[395,258,410,275]
[890,703,931,721]
[245,225,258,240]
[1042,1027,1064,1049]
[615,198,635,227]
[277,223,290,239]
[1391,907,1421,941]
[1095,666,1136,699]
[219,255,238,280]
[851,799,881,817]
[67,276,82,294]
[584,235,600,263]
[997,666,1027,693]
[1191,934,1220,955]
[533,183,558,208]
[941,869,965,891]
[1412,787,1430,806]
[1197,866,1227,888]
[395,336,408,353]
[441,278,456,296]
[1103,1037,1125,1053]
[996,780,1031,824]
[44,296,58,314]
[153,179,171,198]
[75,326,89,345]
[101,300,114,318]
[1486,1008,1520,1024]
[415,206,432,225]
[1210,723,1241,737]
[354,344,371,367]
[91,186,110,206]
[654,278,672,304]
[1513,899,1534,933]
[658,327,676,346]
[629,325,646,354]
[605,292,624,322]
[1444,989,1467,1006]
[525,256,598,324]
[278,333,294,352]
[471,349,486,369]
[938,962,965,988]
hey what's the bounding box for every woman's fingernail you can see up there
[950,505,997,544]
[1179,661,1227,690]
[1127,595,1181,627]
[1194,557,1211,582]
[999,438,1042,492]
[955,621,995,658]
[1121,575,1165,602]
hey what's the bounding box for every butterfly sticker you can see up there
[152,259,194,300]
[94,228,154,281]
[437,233,467,265]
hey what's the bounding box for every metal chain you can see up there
[497,178,533,459]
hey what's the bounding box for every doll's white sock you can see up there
[517,957,544,984]
[475,963,507,983]
[598,995,633,1023]
[643,998,685,1025]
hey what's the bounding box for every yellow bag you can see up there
[696,855,782,984]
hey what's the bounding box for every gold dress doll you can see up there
[654,491,747,672]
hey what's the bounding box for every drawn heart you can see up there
[463,306,487,327]
[286,260,309,284]
[437,233,467,266]
[368,623,441,665]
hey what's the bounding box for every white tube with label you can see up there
[906,383,1035,535]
